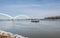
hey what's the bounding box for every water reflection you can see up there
[0,20,60,38]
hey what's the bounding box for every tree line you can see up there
[45,16,60,19]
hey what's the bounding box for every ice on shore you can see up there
[0,30,28,38]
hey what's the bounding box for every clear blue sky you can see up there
[0,0,60,18]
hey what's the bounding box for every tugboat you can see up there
[31,19,39,23]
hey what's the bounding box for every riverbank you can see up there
[0,30,28,38]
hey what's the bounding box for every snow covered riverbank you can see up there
[0,30,28,38]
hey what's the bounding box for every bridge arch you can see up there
[14,15,30,19]
[0,13,13,19]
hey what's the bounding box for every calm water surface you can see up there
[0,20,60,38]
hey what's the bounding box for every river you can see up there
[0,20,60,38]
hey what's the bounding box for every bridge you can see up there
[0,19,40,21]
[0,13,41,22]
[0,13,55,22]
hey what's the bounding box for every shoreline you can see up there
[0,30,28,38]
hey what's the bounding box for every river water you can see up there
[0,20,60,38]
